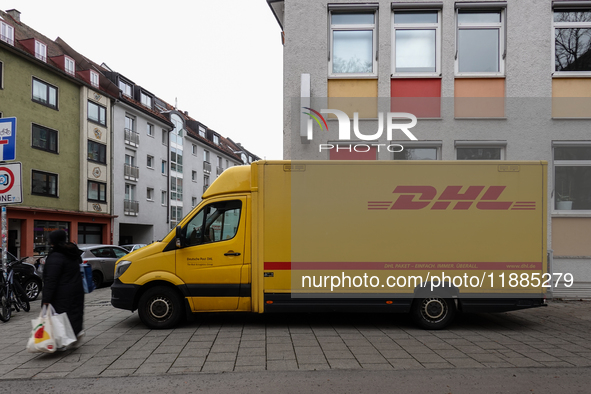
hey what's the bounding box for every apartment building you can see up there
[268,0,591,296]
[0,9,114,257]
[1,8,261,254]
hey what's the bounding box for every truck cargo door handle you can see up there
[224,251,241,256]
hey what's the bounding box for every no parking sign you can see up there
[0,163,22,204]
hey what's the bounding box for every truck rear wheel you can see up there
[138,286,183,329]
[412,297,456,330]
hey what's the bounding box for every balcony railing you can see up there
[124,128,139,147]
[0,34,14,46]
[124,199,139,216]
[203,161,211,174]
[216,166,223,176]
[124,164,139,180]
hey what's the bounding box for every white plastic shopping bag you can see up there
[27,305,56,353]
[49,305,77,349]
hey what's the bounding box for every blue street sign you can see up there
[0,117,17,161]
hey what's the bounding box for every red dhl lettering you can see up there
[367,186,536,211]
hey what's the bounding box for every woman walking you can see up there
[42,229,85,342]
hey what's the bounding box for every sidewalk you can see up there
[1,287,590,379]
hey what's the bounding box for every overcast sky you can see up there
[6,0,284,160]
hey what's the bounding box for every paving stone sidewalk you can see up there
[1,287,590,379]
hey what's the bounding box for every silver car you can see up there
[79,244,129,288]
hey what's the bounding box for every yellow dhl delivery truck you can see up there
[111,160,548,329]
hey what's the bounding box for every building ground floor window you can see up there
[78,223,103,244]
[33,220,69,255]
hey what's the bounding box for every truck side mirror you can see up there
[175,225,186,248]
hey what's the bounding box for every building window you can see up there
[162,129,168,145]
[456,6,506,75]
[329,7,378,76]
[87,140,106,163]
[171,177,183,201]
[32,170,58,197]
[78,223,102,244]
[88,180,107,203]
[553,144,591,211]
[35,40,47,62]
[90,71,100,87]
[161,190,167,206]
[192,197,197,207]
[171,114,183,146]
[455,141,505,160]
[171,206,183,229]
[32,124,58,153]
[171,147,183,173]
[32,78,58,109]
[34,221,68,254]
[213,135,219,145]
[140,92,152,108]
[1,21,14,45]
[88,101,106,125]
[147,123,154,137]
[147,187,154,201]
[162,160,167,175]
[119,79,132,97]
[192,170,197,182]
[554,7,591,73]
[192,144,197,155]
[204,150,210,163]
[147,155,154,168]
[64,57,75,75]
[199,126,206,138]
[393,142,441,160]
[392,10,440,75]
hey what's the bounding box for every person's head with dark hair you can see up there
[48,229,67,247]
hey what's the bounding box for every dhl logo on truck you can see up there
[368,186,536,211]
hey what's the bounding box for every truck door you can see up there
[175,197,246,311]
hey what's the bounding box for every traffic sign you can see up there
[0,117,17,161]
[0,162,22,204]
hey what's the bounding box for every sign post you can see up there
[0,117,18,276]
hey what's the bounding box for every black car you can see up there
[1,250,43,301]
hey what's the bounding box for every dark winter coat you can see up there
[42,242,84,335]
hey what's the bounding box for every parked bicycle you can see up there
[0,258,31,322]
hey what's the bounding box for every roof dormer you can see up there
[19,38,47,62]
[49,54,76,75]
[0,20,14,46]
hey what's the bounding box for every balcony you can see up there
[124,128,139,147]
[124,200,139,216]
[124,164,139,181]
[203,161,211,174]
[216,166,223,176]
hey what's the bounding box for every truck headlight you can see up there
[114,260,132,280]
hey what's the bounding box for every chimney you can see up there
[6,9,21,22]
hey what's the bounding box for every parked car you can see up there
[79,244,129,288]
[120,244,147,253]
[1,249,43,301]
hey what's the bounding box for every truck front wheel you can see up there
[411,297,456,330]
[138,286,183,329]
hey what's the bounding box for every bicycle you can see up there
[0,258,31,322]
